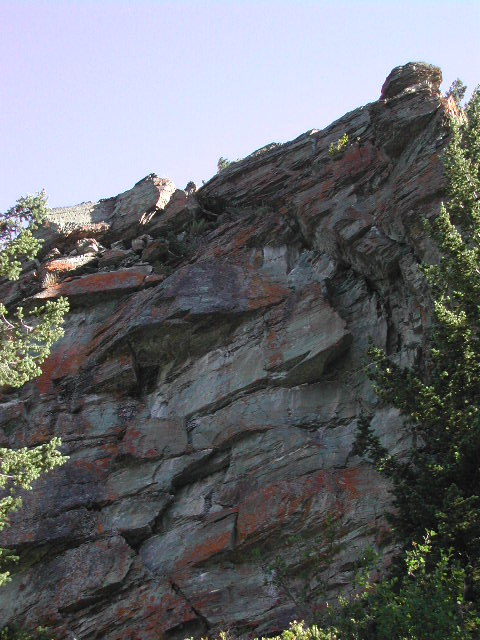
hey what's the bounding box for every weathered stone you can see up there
[0,62,456,638]
[146,188,193,237]
[0,400,25,429]
[0,537,134,627]
[41,254,97,277]
[120,416,188,459]
[86,353,138,393]
[109,175,175,243]
[99,494,172,541]
[36,175,175,256]
[141,238,169,262]
[380,61,442,100]
[140,511,237,575]
[131,236,147,252]
[33,267,149,304]
[98,247,135,268]
[74,237,103,255]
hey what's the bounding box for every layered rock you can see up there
[0,63,454,638]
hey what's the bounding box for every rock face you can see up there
[0,63,454,638]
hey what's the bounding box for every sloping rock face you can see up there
[0,63,457,638]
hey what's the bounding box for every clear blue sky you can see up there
[1,0,479,210]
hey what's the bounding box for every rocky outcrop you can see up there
[0,63,454,638]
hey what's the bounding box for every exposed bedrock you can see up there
[0,62,457,638]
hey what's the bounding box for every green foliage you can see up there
[0,298,69,388]
[187,621,339,640]
[445,78,468,107]
[217,155,243,173]
[0,192,69,589]
[371,533,479,639]
[329,134,349,157]
[189,218,210,236]
[217,157,232,173]
[354,88,480,631]
[0,626,54,640]
[0,191,69,388]
[325,532,479,640]
[213,536,476,639]
[0,438,65,586]
[259,620,338,640]
[0,192,46,281]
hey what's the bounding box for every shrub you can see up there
[0,627,54,640]
[329,134,348,157]
[217,157,232,172]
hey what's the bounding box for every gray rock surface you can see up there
[0,63,456,638]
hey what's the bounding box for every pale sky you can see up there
[1,0,479,211]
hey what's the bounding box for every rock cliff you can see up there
[0,63,458,639]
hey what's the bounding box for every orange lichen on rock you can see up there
[246,273,290,311]
[35,268,146,300]
[236,472,328,544]
[34,342,87,395]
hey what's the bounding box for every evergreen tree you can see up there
[445,78,468,107]
[356,86,480,621]
[0,192,69,587]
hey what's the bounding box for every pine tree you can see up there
[0,192,69,587]
[445,78,468,107]
[356,87,480,615]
